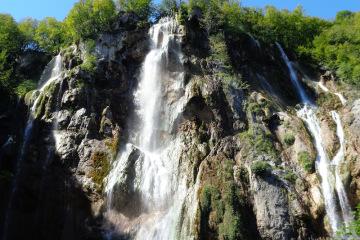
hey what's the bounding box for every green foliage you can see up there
[336,203,360,239]
[18,18,38,49]
[284,133,295,146]
[251,161,272,175]
[208,33,247,89]
[245,6,328,51]
[81,53,97,73]
[188,0,242,34]
[15,79,37,96]
[0,14,23,56]
[80,39,97,73]
[158,0,179,16]
[119,0,152,20]
[298,151,314,173]
[218,205,241,240]
[283,171,297,183]
[65,0,116,40]
[0,14,23,88]
[199,157,245,239]
[34,17,65,54]
[310,12,360,86]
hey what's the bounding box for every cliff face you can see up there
[0,13,359,240]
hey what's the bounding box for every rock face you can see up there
[0,13,359,240]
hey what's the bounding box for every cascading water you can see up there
[104,17,196,239]
[331,111,353,225]
[2,54,62,240]
[277,43,351,233]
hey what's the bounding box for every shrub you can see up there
[81,53,97,73]
[298,151,314,173]
[284,133,295,146]
[200,184,224,223]
[283,171,297,183]
[219,206,241,240]
[251,161,272,175]
[15,79,37,96]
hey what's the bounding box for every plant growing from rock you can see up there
[284,133,295,146]
[251,161,272,176]
[298,151,315,173]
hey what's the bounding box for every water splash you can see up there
[277,43,352,233]
[105,17,193,239]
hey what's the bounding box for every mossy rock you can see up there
[89,151,111,192]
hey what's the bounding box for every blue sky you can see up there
[0,0,359,21]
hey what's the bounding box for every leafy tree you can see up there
[18,18,39,49]
[158,0,179,16]
[335,10,354,22]
[93,0,116,32]
[65,0,116,40]
[118,0,152,19]
[34,17,65,53]
[0,14,23,87]
[310,12,360,85]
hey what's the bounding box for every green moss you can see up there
[251,161,272,176]
[34,93,46,118]
[81,53,97,73]
[15,79,37,96]
[283,171,297,183]
[284,133,295,146]
[89,151,110,192]
[298,151,315,173]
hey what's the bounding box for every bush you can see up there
[15,79,37,96]
[284,133,295,146]
[298,151,314,173]
[219,206,241,240]
[251,161,272,175]
[283,171,297,183]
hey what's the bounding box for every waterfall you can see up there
[277,43,351,233]
[276,43,310,104]
[104,17,194,239]
[318,81,347,106]
[331,111,353,226]
[2,54,62,240]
